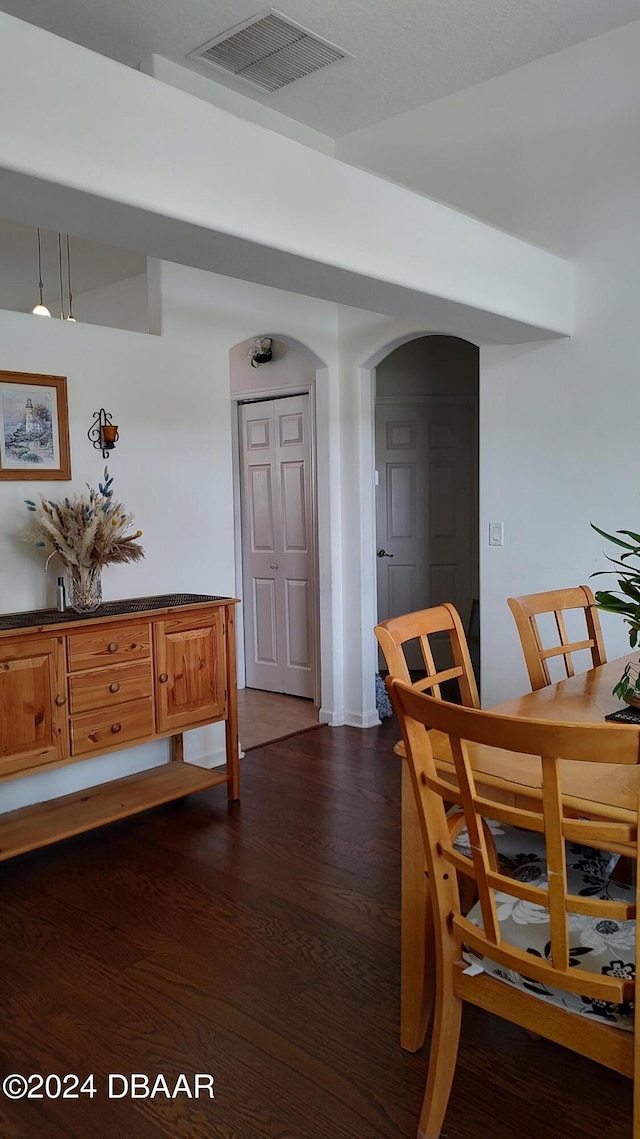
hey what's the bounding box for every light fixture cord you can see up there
[58,233,66,320]
[37,226,45,305]
[66,235,74,320]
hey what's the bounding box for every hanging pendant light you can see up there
[58,233,66,320]
[32,227,51,317]
[65,235,76,321]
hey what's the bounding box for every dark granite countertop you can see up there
[0,593,233,633]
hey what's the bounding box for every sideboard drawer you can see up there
[69,660,153,714]
[70,697,154,756]
[67,623,151,672]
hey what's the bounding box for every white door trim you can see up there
[353,365,380,728]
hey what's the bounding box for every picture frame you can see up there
[0,370,71,481]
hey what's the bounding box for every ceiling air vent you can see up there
[189,9,349,93]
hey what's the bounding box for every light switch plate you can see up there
[489,521,504,547]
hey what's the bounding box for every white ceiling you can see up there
[2,0,640,136]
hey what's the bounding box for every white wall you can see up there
[0,313,234,613]
[74,273,149,333]
[142,55,335,156]
[0,304,235,808]
[480,295,637,706]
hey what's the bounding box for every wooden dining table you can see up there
[400,652,640,1053]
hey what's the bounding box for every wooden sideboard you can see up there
[0,593,239,861]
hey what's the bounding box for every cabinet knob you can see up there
[55,695,66,706]
[111,722,122,734]
[159,673,168,683]
[108,642,119,653]
[109,682,120,693]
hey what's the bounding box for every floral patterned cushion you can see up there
[462,851,634,1031]
[452,820,619,879]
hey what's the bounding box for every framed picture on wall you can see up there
[0,371,71,480]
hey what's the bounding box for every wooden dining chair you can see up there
[375,603,480,717]
[388,679,640,1139]
[374,604,481,1049]
[508,585,607,692]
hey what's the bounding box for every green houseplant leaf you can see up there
[591,521,640,700]
[590,523,640,553]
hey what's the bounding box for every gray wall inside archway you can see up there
[374,333,480,680]
[376,334,478,397]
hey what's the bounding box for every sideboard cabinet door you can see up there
[0,636,68,776]
[154,611,227,733]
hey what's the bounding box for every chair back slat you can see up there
[445,845,635,921]
[418,632,439,695]
[508,586,606,691]
[456,916,630,1004]
[414,664,465,696]
[541,754,570,971]
[470,796,545,834]
[563,817,636,847]
[449,735,501,943]
[388,680,639,1009]
[404,691,640,763]
[554,609,575,677]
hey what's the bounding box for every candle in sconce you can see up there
[101,424,119,448]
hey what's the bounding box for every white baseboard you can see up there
[319,707,341,725]
[191,747,227,769]
[344,710,382,729]
[319,707,381,729]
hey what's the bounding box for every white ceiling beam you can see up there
[0,13,574,343]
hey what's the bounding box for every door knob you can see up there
[376,549,394,558]
[269,561,279,570]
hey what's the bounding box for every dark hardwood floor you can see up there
[0,720,633,1139]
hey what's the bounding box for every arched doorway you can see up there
[374,334,480,682]
[346,329,480,727]
[230,333,326,749]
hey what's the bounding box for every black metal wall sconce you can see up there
[88,409,119,459]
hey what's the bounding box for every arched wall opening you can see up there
[350,330,480,726]
[229,332,334,723]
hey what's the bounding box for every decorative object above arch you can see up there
[248,336,273,368]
